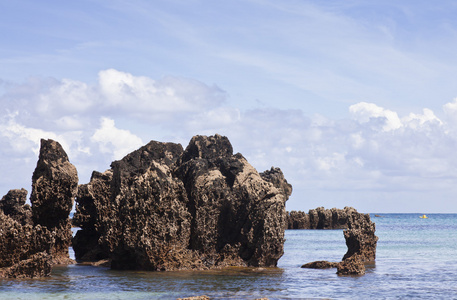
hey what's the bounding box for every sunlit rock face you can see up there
[31,139,78,264]
[342,209,378,262]
[0,188,32,226]
[0,211,54,278]
[74,134,292,271]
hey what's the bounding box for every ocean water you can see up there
[1,214,456,299]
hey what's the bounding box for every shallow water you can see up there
[1,214,456,299]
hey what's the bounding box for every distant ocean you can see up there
[1,214,456,299]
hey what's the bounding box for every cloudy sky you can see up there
[2,0,457,213]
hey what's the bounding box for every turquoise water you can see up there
[1,214,456,299]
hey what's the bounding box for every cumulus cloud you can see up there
[91,117,144,160]
[97,69,226,116]
[2,70,457,212]
[349,102,402,131]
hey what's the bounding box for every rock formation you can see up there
[0,211,54,278]
[73,134,292,271]
[287,207,351,229]
[287,210,310,229]
[0,188,32,225]
[30,139,79,264]
[301,260,338,269]
[301,207,378,276]
[0,139,78,277]
[342,208,378,262]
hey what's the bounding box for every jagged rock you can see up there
[301,260,338,269]
[0,211,54,278]
[287,207,352,229]
[0,188,32,225]
[260,167,293,199]
[72,170,113,261]
[287,210,310,229]
[30,139,78,264]
[336,255,366,275]
[301,207,377,276]
[74,134,292,270]
[342,209,378,262]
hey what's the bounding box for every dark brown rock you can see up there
[287,207,352,229]
[301,207,378,276]
[0,211,54,278]
[336,255,366,275]
[301,260,339,269]
[0,188,32,225]
[30,139,78,264]
[72,170,113,261]
[342,209,378,262]
[73,134,292,271]
[287,210,310,229]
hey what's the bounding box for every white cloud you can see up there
[3,70,457,212]
[97,69,226,115]
[91,117,144,160]
[403,108,443,129]
[0,111,58,155]
[349,102,402,131]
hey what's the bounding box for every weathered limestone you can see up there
[342,208,378,262]
[0,188,32,226]
[30,139,79,264]
[301,207,378,276]
[74,134,292,270]
[287,207,352,229]
[301,260,339,269]
[0,211,54,278]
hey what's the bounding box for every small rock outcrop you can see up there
[73,134,292,271]
[301,260,338,269]
[301,207,378,276]
[286,211,309,229]
[0,188,32,225]
[30,139,79,264]
[342,208,378,262]
[287,207,351,229]
[1,139,78,278]
[336,255,366,275]
[0,211,54,278]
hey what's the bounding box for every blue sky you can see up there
[2,0,457,212]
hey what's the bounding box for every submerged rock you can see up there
[74,134,292,271]
[31,139,78,264]
[301,260,338,269]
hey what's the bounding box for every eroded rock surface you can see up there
[301,260,338,269]
[287,207,352,229]
[342,209,378,262]
[0,188,32,225]
[301,207,378,276]
[0,211,54,278]
[74,134,292,271]
[31,139,78,264]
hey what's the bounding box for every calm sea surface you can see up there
[1,213,456,299]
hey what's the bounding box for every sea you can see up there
[1,213,456,299]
